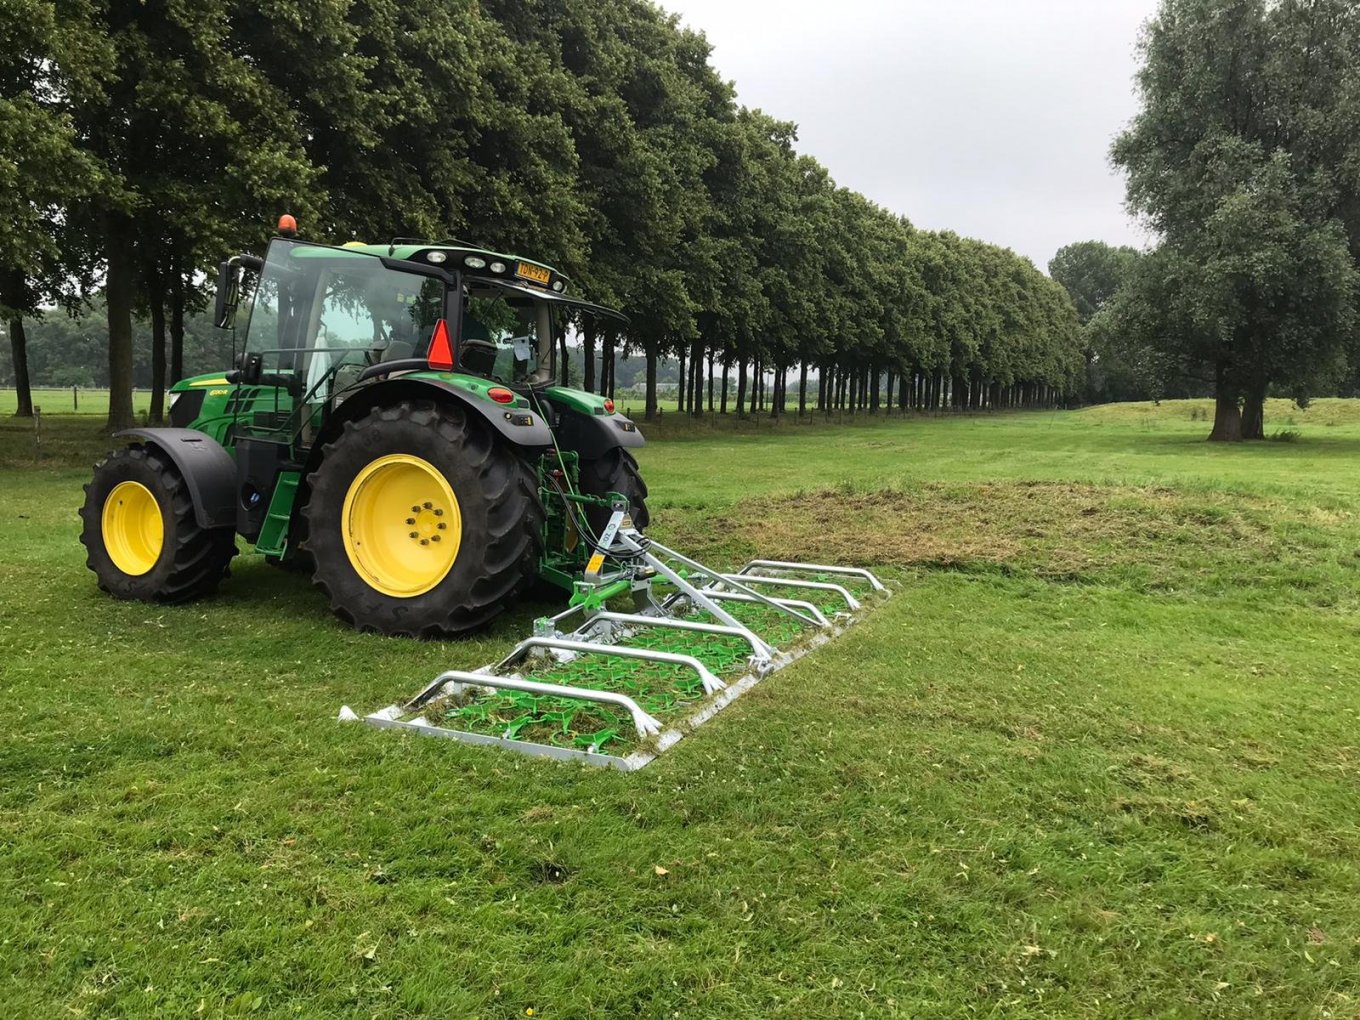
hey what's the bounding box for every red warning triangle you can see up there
[426,318,454,371]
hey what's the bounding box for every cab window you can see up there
[458,286,542,385]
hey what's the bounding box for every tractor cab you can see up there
[217,233,622,410]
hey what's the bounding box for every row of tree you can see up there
[1050,0,1360,441]
[3,0,1084,430]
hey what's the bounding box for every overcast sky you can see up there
[660,0,1158,271]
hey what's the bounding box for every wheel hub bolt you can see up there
[422,501,432,509]
[433,508,443,516]
[437,522,446,530]
[409,531,419,539]
[431,535,440,542]
[420,539,429,546]
[411,505,420,513]
[405,517,415,525]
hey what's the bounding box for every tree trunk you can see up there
[736,359,748,416]
[105,220,137,432]
[7,313,33,417]
[169,263,186,384]
[582,319,596,393]
[1209,395,1243,442]
[148,283,167,424]
[690,340,704,417]
[707,352,715,412]
[644,340,658,420]
[798,362,808,416]
[2,269,33,417]
[1208,364,1243,442]
[720,358,729,414]
[1241,381,1266,440]
[602,328,615,398]
[676,346,686,413]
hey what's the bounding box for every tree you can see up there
[55,1,328,430]
[1049,242,1140,325]
[1049,242,1142,402]
[0,0,109,417]
[1113,0,1360,440]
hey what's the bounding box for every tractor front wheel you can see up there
[79,444,237,602]
[303,401,544,637]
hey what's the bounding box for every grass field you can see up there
[3,401,1360,1017]
[0,388,154,417]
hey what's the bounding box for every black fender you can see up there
[312,376,554,461]
[115,428,238,529]
[549,404,645,460]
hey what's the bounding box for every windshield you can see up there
[243,239,445,397]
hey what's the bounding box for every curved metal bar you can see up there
[424,670,662,738]
[497,637,726,695]
[717,574,861,611]
[580,612,771,664]
[737,560,886,592]
[677,590,831,628]
[640,538,825,628]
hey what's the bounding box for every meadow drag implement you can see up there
[341,506,889,770]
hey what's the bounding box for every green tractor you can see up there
[80,220,649,637]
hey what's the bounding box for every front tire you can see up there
[79,444,237,602]
[303,400,544,637]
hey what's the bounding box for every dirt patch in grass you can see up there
[657,481,1360,604]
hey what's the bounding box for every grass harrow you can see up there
[340,505,888,770]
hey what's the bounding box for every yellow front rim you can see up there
[102,480,165,576]
[342,454,463,598]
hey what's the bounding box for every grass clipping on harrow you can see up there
[426,577,871,756]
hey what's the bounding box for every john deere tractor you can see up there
[80,221,648,637]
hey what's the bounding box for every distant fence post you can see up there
[33,405,42,457]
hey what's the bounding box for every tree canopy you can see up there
[3,0,1085,427]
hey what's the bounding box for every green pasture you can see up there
[2,401,1359,1017]
[0,387,153,417]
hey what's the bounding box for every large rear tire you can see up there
[578,447,650,537]
[303,400,544,637]
[79,444,237,602]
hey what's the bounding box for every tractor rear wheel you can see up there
[79,444,237,602]
[578,447,650,537]
[303,400,544,637]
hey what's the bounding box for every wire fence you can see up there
[0,387,154,416]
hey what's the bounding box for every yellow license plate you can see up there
[516,262,551,285]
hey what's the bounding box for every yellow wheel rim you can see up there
[342,454,463,598]
[102,480,165,576]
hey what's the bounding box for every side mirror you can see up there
[214,259,241,329]
[225,352,264,385]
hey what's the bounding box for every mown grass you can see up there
[3,402,1360,1017]
[0,388,154,417]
